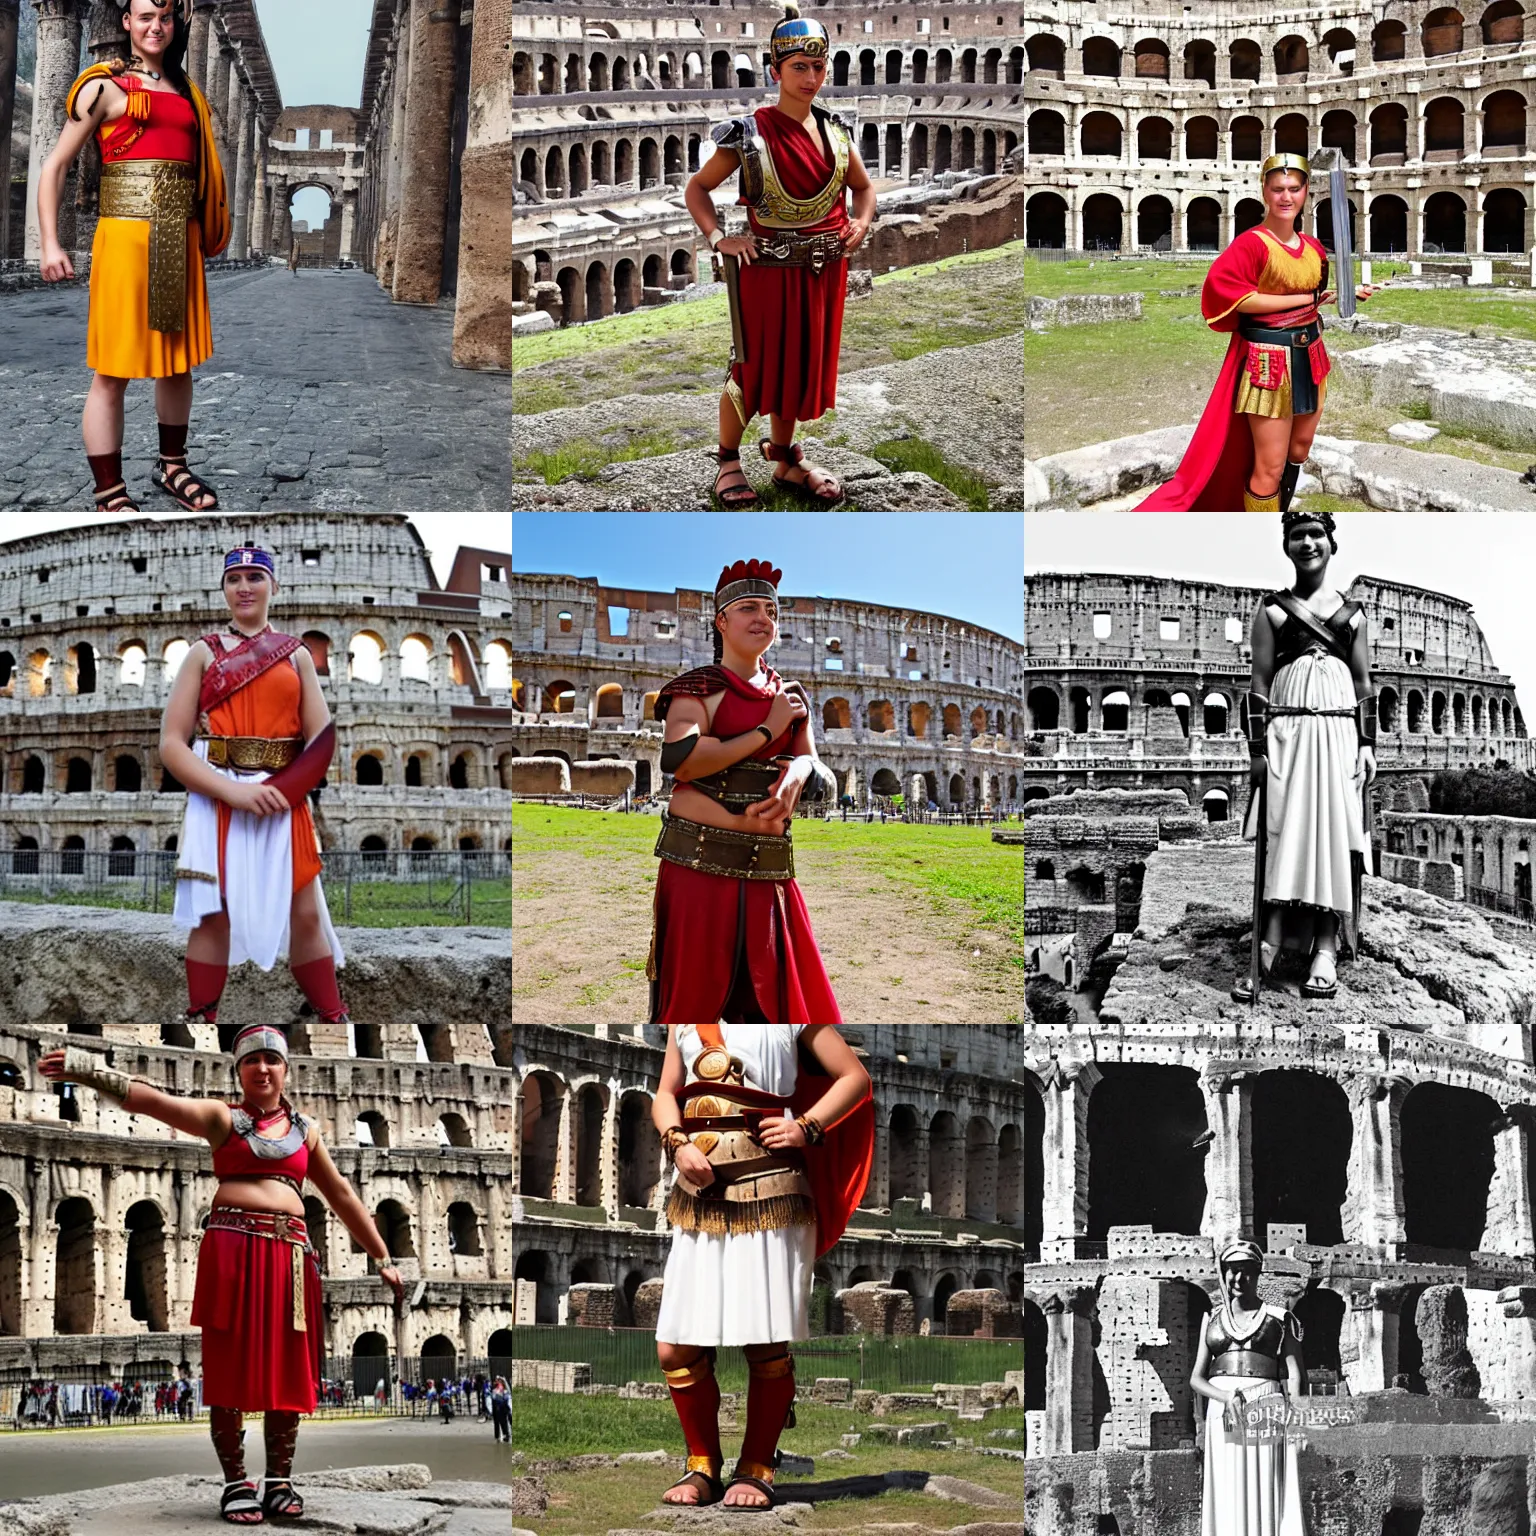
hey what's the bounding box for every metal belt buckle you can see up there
[272,1212,291,1243]
[809,244,826,276]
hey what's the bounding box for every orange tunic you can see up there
[205,656,323,898]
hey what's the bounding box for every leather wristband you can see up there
[661,1125,690,1162]
[707,227,725,249]
[795,1114,825,1146]
[756,725,774,743]
[60,1045,131,1105]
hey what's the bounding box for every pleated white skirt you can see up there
[1201,1378,1306,1536]
[654,1223,816,1346]
[1244,651,1367,918]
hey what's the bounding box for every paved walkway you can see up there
[0,267,509,511]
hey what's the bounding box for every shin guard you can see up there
[185,958,228,1022]
[290,954,347,1022]
[263,1409,301,1478]
[663,1347,723,1479]
[210,1406,246,1482]
[738,1349,796,1482]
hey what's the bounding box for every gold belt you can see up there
[99,159,195,334]
[204,1206,314,1332]
[199,735,303,771]
[655,813,794,880]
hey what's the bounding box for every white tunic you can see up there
[654,1025,816,1346]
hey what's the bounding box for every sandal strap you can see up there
[713,447,741,463]
[760,438,803,466]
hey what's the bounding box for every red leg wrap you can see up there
[290,955,347,1022]
[210,1406,246,1482]
[185,958,227,1022]
[664,1349,722,1467]
[739,1350,796,1473]
[263,1409,300,1478]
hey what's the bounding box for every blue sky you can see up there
[511,514,1024,642]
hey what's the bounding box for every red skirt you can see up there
[733,257,847,424]
[191,1225,322,1412]
[649,858,842,1024]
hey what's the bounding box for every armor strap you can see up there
[1243,692,1270,757]
[1357,693,1378,746]
[60,1045,132,1105]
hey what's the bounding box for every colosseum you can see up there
[512,0,1024,325]
[0,1015,515,1390]
[1022,0,1536,256]
[0,512,515,875]
[512,1024,1029,1333]
[510,568,1027,812]
[1025,568,1536,1531]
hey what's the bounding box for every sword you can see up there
[721,251,749,367]
[1329,164,1356,319]
[1248,774,1268,1005]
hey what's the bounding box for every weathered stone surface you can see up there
[1027,292,1142,328]
[570,759,637,796]
[920,1475,1018,1508]
[511,1475,549,1517]
[416,1481,513,1507]
[1030,425,1194,510]
[510,756,572,794]
[1387,419,1440,442]
[1417,1285,1482,1398]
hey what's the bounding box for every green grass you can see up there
[516,429,682,484]
[868,437,994,509]
[512,244,1025,415]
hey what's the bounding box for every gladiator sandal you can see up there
[87,451,140,514]
[711,447,760,508]
[727,1349,797,1509]
[262,1408,303,1519]
[1243,479,1281,512]
[661,1348,725,1507]
[1301,947,1339,999]
[211,1408,262,1523]
[153,454,221,511]
[759,439,843,505]
[220,1482,264,1524]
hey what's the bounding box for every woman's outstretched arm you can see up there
[36,1047,230,1141]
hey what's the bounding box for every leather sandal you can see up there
[724,1472,779,1509]
[662,1467,725,1507]
[1301,950,1338,999]
[759,438,843,504]
[711,447,759,508]
[219,1480,264,1524]
[153,453,220,510]
[260,1479,303,1521]
[93,480,140,514]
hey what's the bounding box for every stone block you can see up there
[812,1377,852,1403]
[1388,420,1440,442]
[511,1360,591,1393]
[569,759,636,796]
[632,1278,665,1330]
[509,757,571,794]
[512,310,555,336]
[567,1283,617,1327]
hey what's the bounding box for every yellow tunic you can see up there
[1232,228,1327,420]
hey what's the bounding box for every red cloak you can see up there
[734,104,850,424]
[1135,226,1328,511]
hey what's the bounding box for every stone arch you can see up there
[123,1198,169,1332]
[619,1089,661,1208]
[519,1069,566,1199]
[54,1195,97,1334]
[574,1081,610,1206]
[929,1111,965,1218]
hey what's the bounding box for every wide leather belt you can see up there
[1211,1351,1283,1379]
[677,1086,810,1197]
[655,813,794,880]
[1239,319,1321,348]
[100,159,195,333]
[686,758,791,813]
[753,230,847,273]
[204,1205,315,1331]
[199,735,304,771]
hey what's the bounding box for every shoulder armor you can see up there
[827,110,857,136]
[230,1108,253,1135]
[711,116,758,150]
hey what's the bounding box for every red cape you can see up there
[1135,227,1327,511]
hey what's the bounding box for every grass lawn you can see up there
[512,244,1026,416]
[1025,254,1536,473]
[512,1389,1023,1533]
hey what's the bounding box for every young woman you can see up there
[1233,510,1376,1000]
[648,558,840,1025]
[1190,1241,1307,1535]
[1136,152,1373,512]
[654,1024,872,1509]
[38,0,229,515]
[162,544,349,1040]
[684,2,876,507]
[38,1026,405,1523]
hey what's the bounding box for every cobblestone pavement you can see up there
[0,266,510,511]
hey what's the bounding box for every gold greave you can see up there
[1244,482,1281,512]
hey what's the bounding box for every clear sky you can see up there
[511,514,1025,642]
[0,513,507,593]
[1026,513,1536,712]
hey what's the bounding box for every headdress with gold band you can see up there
[715,557,782,615]
[770,4,830,66]
[1261,152,1310,182]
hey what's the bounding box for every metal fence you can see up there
[0,847,509,926]
[0,1355,514,1431]
[1466,883,1536,925]
[505,1324,1020,1393]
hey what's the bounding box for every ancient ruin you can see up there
[1023,0,1536,256]
[1025,563,1536,1532]
[0,513,515,865]
[511,568,1026,812]
[512,1024,1029,1334]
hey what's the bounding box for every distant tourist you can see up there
[490,1377,510,1443]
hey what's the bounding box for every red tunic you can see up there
[1135,226,1330,511]
[650,666,842,1025]
[98,84,198,164]
[733,105,850,425]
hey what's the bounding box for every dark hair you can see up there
[118,0,194,104]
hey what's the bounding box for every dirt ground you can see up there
[512,835,1021,1026]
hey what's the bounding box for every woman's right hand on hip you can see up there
[673,1143,715,1187]
[717,235,759,264]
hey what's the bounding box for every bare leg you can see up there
[1287,406,1323,470]
[718,391,746,452]
[1246,414,1289,500]
[82,374,128,456]
[186,907,231,967]
[713,390,755,504]
[288,880,332,967]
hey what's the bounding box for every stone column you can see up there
[24,0,87,263]
[1041,1058,1099,1260]
[1341,1074,1407,1253]
[0,0,19,261]
[186,0,214,95]
[268,176,288,253]
[250,140,268,258]
[1041,1285,1097,1454]
[1199,1068,1253,1246]
[870,1110,890,1209]
[553,1088,575,1203]
[231,87,254,257]
[1484,1108,1536,1258]
[378,0,412,283]
[339,186,357,262]
[452,0,511,366]
[391,0,461,305]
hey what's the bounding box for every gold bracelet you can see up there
[661,1126,690,1162]
[795,1114,825,1146]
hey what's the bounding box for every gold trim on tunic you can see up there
[99,159,196,334]
[750,120,850,230]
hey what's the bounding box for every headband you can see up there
[715,557,782,614]
[232,1025,289,1068]
[1261,152,1310,181]
[225,544,275,578]
[1218,1240,1264,1268]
